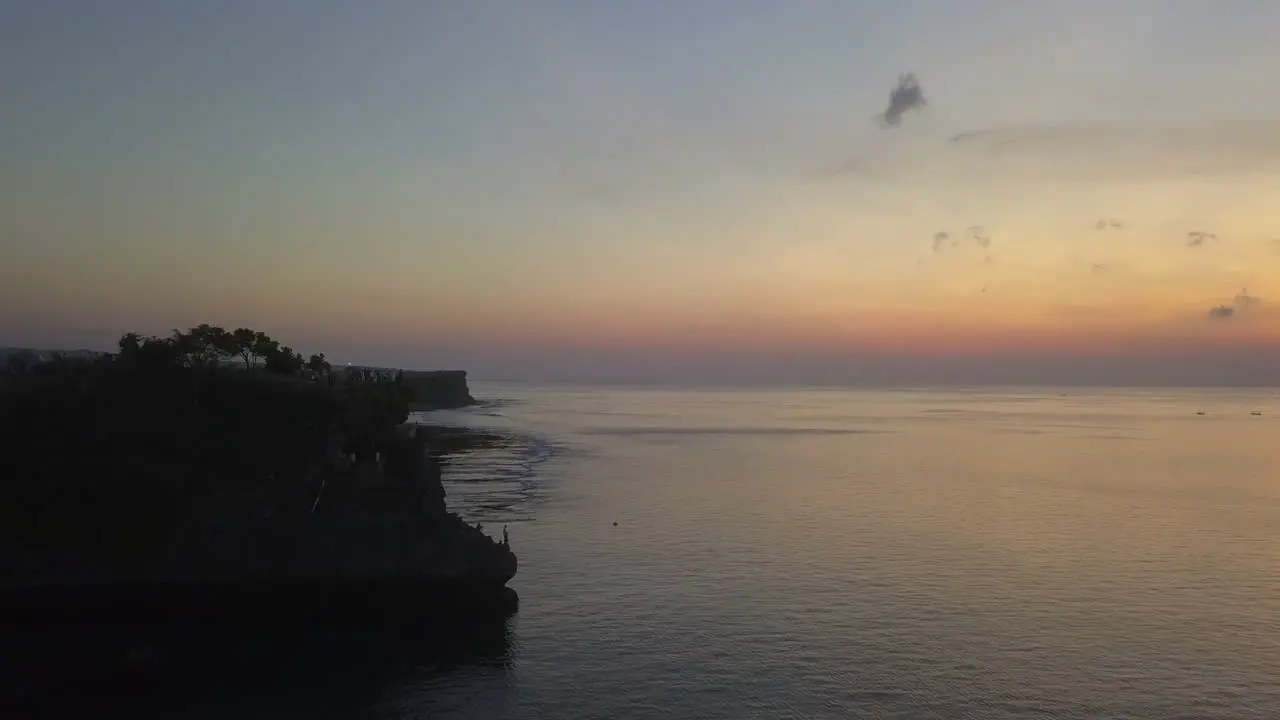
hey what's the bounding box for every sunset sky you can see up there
[3,1,1280,384]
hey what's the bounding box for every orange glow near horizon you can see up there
[6,2,1280,382]
[353,296,1280,359]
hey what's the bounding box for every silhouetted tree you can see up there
[185,324,231,367]
[307,353,331,374]
[252,332,280,367]
[265,345,304,375]
[118,332,143,358]
[228,328,259,368]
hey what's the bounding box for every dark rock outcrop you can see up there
[169,432,517,589]
[0,436,516,602]
[0,361,514,616]
[403,369,477,410]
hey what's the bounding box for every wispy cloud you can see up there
[950,125,1061,150]
[931,231,951,253]
[968,225,991,248]
[1187,231,1218,247]
[935,122,1280,182]
[828,119,1280,188]
[1094,218,1124,231]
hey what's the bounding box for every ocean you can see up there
[197,386,1280,718]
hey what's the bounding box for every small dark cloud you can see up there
[931,227,992,255]
[879,73,926,128]
[1206,289,1263,320]
[1090,263,1108,274]
[968,225,991,248]
[1094,218,1124,231]
[1187,231,1218,247]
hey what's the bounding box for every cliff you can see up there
[0,329,515,709]
[0,356,514,614]
[402,369,477,410]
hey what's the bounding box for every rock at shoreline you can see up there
[404,423,511,458]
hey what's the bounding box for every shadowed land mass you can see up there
[0,325,513,709]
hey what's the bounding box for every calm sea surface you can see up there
[219,387,1280,718]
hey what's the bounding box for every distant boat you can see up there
[1196,411,1206,416]
[1251,411,1263,416]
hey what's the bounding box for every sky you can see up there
[3,1,1280,384]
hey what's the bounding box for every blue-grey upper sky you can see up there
[4,1,1280,383]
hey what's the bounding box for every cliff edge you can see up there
[0,329,512,623]
[403,369,477,410]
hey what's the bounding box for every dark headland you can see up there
[402,368,477,410]
[0,326,513,707]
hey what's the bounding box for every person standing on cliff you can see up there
[502,525,509,545]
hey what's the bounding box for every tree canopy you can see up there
[113,325,308,375]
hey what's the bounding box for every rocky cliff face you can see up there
[0,349,513,703]
[0,365,510,594]
[2,433,518,638]
[403,370,476,409]
[167,431,515,587]
[291,430,516,586]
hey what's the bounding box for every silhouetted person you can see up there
[502,525,509,545]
